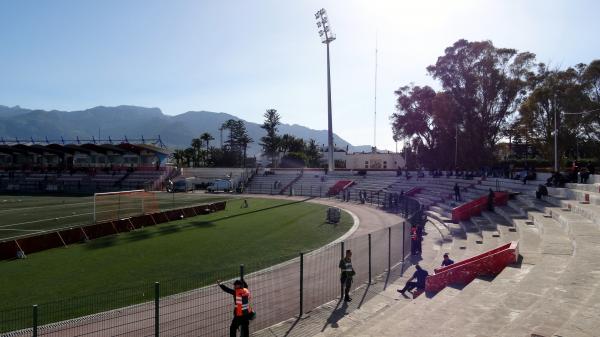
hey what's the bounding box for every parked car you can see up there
[207,179,232,193]
[172,178,194,192]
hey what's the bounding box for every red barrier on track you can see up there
[83,221,118,240]
[193,205,211,215]
[0,201,228,260]
[17,232,64,255]
[182,207,196,218]
[165,209,184,221]
[58,227,87,245]
[451,192,509,222]
[150,212,169,224]
[0,240,19,260]
[327,180,354,196]
[130,214,155,228]
[405,187,422,197]
[112,219,133,233]
[425,241,519,293]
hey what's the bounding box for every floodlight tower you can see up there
[315,8,336,172]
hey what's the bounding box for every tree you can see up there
[518,63,595,163]
[392,39,536,168]
[172,149,185,167]
[304,139,322,167]
[199,132,214,165]
[260,109,281,167]
[190,138,202,167]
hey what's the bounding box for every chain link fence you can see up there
[1,198,422,337]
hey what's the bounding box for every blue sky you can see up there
[0,0,598,151]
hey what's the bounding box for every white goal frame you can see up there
[93,189,146,223]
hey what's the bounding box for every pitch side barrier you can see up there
[425,241,519,293]
[0,201,227,261]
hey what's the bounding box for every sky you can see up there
[0,0,599,151]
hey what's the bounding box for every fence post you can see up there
[299,252,304,317]
[32,305,38,337]
[388,227,391,272]
[402,222,406,264]
[240,264,245,282]
[340,241,345,298]
[320,185,322,197]
[368,234,372,284]
[155,282,160,337]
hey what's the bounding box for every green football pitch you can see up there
[0,197,352,331]
[0,192,232,240]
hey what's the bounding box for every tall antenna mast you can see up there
[373,31,378,150]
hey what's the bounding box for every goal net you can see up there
[93,190,159,223]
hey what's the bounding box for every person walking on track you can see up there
[217,279,255,337]
[339,249,356,302]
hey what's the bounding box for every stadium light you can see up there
[315,8,336,171]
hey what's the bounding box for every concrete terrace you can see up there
[252,173,600,337]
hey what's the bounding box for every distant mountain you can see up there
[0,105,366,156]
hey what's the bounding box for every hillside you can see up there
[0,105,371,155]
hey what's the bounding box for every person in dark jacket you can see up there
[441,253,454,267]
[487,188,495,211]
[217,279,254,337]
[453,183,461,201]
[398,264,429,295]
[339,249,355,302]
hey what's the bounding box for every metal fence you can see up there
[1,199,422,337]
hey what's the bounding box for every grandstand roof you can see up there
[80,143,126,154]
[0,143,168,156]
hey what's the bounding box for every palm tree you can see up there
[183,148,195,167]
[173,149,186,168]
[200,132,214,165]
[238,134,254,168]
[191,138,202,167]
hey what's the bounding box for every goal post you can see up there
[93,190,159,223]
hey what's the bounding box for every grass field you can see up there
[0,197,352,331]
[0,192,232,240]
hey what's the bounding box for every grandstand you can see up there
[249,171,600,337]
[0,143,172,193]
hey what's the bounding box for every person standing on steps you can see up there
[217,279,255,337]
[398,264,429,296]
[487,188,495,211]
[453,183,461,201]
[339,249,355,302]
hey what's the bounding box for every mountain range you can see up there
[0,105,371,156]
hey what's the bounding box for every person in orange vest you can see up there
[410,226,420,255]
[217,279,254,337]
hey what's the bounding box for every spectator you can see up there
[339,249,355,302]
[453,183,461,202]
[217,279,254,337]
[588,162,596,176]
[536,184,548,200]
[487,188,495,211]
[441,253,454,267]
[397,264,429,296]
[579,166,590,184]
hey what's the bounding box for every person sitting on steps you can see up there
[398,264,429,296]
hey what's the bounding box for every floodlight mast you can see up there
[315,8,336,172]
